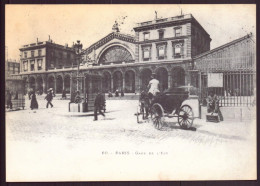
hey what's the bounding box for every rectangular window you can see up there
[144,33,150,41]
[144,50,150,59]
[159,32,164,40]
[23,61,28,71]
[175,28,181,37]
[37,59,42,70]
[38,50,42,56]
[157,44,167,60]
[174,43,182,58]
[24,52,27,58]
[30,60,35,71]
[31,51,35,57]
[159,46,165,57]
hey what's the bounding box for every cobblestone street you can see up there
[6,98,256,181]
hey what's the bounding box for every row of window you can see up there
[23,59,43,72]
[50,51,72,59]
[8,66,20,74]
[142,42,184,61]
[24,50,42,58]
[143,27,182,41]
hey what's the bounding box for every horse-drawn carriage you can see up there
[136,87,194,130]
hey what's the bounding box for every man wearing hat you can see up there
[45,88,54,108]
[147,73,160,99]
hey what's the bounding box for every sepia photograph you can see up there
[5,4,256,181]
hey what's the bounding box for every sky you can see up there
[5,4,256,61]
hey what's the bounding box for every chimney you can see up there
[48,35,51,41]
[37,38,38,44]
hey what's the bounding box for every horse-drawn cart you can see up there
[136,87,195,130]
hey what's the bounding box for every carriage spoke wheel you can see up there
[151,103,164,130]
[178,105,194,129]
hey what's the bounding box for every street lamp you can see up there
[73,40,83,92]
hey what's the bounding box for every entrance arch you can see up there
[29,76,36,91]
[36,76,43,93]
[102,71,111,93]
[125,70,135,93]
[171,67,185,87]
[64,75,71,93]
[23,77,28,94]
[56,75,63,93]
[48,76,55,91]
[140,68,152,91]
[113,71,123,92]
[156,67,168,91]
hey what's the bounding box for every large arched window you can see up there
[98,46,133,64]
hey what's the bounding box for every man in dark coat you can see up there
[93,92,105,121]
[45,89,54,108]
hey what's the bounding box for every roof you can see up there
[194,33,254,59]
[82,32,135,55]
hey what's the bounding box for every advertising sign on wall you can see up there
[208,73,223,87]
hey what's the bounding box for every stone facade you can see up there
[19,14,211,95]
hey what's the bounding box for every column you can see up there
[111,78,113,92]
[54,75,57,94]
[70,74,73,102]
[43,76,47,94]
[168,74,172,89]
[83,76,86,102]
[62,76,65,92]
[122,74,125,92]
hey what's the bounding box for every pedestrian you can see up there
[120,90,124,97]
[6,90,13,110]
[62,89,67,100]
[93,91,105,121]
[45,88,54,108]
[108,91,113,97]
[29,91,38,110]
[115,89,119,97]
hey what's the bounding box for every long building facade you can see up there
[18,14,211,95]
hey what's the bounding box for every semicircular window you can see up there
[98,46,133,64]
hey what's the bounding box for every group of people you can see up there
[108,89,124,97]
[28,88,55,110]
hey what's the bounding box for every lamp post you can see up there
[73,40,83,92]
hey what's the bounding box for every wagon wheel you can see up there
[150,103,165,130]
[178,105,194,129]
[136,104,144,123]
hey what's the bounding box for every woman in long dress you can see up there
[30,91,38,110]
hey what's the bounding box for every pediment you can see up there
[83,32,135,55]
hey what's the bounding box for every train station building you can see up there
[18,14,212,94]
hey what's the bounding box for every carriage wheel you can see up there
[136,104,144,123]
[178,105,194,129]
[150,103,164,130]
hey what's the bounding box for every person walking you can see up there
[93,92,105,121]
[45,88,54,108]
[62,89,67,100]
[29,91,38,110]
